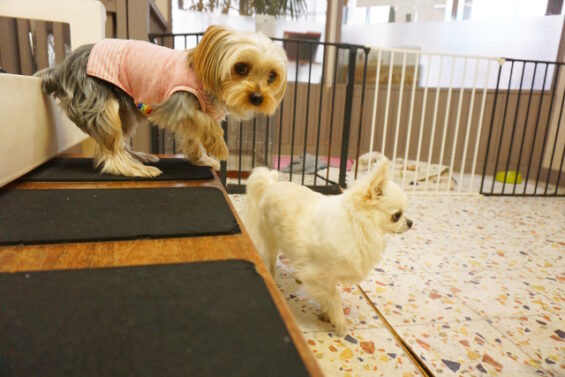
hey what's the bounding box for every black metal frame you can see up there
[149,32,370,195]
[480,58,565,196]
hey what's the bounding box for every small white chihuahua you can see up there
[244,159,412,336]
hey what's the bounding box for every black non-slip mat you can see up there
[0,261,310,377]
[18,157,213,182]
[0,187,239,245]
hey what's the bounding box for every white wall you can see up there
[0,0,106,186]
[172,8,325,40]
[342,15,564,62]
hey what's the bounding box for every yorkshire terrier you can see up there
[38,25,287,177]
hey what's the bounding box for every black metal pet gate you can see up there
[149,32,564,197]
[149,32,370,195]
[480,58,565,197]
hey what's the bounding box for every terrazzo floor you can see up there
[229,193,564,377]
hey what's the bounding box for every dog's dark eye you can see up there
[392,212,402,222]
[234,63,249,76]
[268,71,277,83]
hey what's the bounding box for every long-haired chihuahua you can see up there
[38,25,287,177]
[244,159,412,336]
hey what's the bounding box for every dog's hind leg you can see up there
[93,99,162,177]
[261,236,279,277]
[118,96,159,164]
[265,250,278,277]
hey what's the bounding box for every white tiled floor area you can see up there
[229,193,564,376]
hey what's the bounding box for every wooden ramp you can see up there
[0,157,323,377]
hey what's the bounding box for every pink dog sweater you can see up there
[86,39,222,119]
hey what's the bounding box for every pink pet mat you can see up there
[272,156,354,171]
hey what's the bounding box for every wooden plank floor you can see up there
[0,159,323,377]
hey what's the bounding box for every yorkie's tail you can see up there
[34,67,62,97]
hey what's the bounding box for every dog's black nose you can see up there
[249,92,263,105]
[407,219,413,229]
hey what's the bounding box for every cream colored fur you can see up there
[243,159,412,336]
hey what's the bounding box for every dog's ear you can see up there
[274,71,287,103]
[189,25,233,95]
[202,24,231,40]
[368,159,389,198]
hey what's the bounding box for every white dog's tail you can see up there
[242,167,278,250]
[246,167,278,201]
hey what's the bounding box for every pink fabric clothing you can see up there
[86,39,222,120]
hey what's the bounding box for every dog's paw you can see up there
[319,311,347,335]
[137,165,163,177]
[318,311,330,323]
[99,158,163,178]
[206,157,221,171]
[334,321,348,337]
[195,156,220,171]
[211,141,229,161]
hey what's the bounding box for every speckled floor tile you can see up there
[386,195,564,273]
[359,272,479,326]
[358,195,564,376]
[492,315,565,376]
[408,238,563,273]
[369,243,424,275]
[465,239,563,272]
[402,239,485,273]
[229,193,245,217]
[437,268,563,319]
[303,328,424,377]
[398,320,551,376]
[503,198,565,243]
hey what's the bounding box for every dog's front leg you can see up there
[309,283,348,336]
[178,112,228,170]
[181,137,220,170]
[191,111,229,162]
[326,289,347,336]
[148,92,227,168]
[123,142,160,163]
